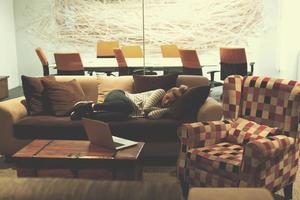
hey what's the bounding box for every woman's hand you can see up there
[144,107,160,114]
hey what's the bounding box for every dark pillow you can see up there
[133,73,178,93]
[21,75,54,115]
[41,79,86,116]
[167,85,210,121]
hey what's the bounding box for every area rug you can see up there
[0,156,299,199]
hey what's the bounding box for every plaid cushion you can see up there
[188,142,243,180]
[226,118,280,145]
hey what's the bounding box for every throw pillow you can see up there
[133,73,178,93]
[21,75,54,115]
[167,85,210,121]
[41,79,86,116]
[226,118,281,145]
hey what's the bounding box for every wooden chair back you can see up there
[179,49,201,69]
[113,48,127,68]
[97,40,119,58]
[121,45,143,58]
[220,48,247,64]
[35,47,49,76]
[54,53,84,75]
[161,44,180,57]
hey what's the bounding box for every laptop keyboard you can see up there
[114,142,124,147]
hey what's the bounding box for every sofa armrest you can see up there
[240,135,297,188]
[0,97,28,122]
[197,97,223,122]
[0,97,31,155]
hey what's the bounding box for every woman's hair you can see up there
[167,85,188,98]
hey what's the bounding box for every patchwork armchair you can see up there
[177,75,300,199]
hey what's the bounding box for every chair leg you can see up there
[180,181,189,198]
[283,183,293,200]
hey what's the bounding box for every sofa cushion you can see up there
[176,75,209,88]
[97,76,134,102]
[226,118,280,145]
[14,116,86,140]
[53,76,98,102]
[21,75,54,115]
[188,142,243,181]
[14,116,181,142]
[133,73,178,93]
[168,85,210,121]
[41,79,86,116]
[109,118,182,142]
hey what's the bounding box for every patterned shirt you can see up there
[125,89,169,119]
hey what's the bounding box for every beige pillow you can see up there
[97,76,134,102]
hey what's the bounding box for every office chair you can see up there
[113,48,156,76]
[179,49,203,75]
[35,48,50,76]
[207,48,255,88]
[54,53,85,75]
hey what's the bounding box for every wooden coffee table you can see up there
[13,140,144,180]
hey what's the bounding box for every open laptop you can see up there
[82,118,138,150]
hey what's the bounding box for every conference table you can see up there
[49,57,217,74]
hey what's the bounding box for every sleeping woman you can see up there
[70,85,188,121]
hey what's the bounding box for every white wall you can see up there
[0,0,19,89]
[277,0,300,80]
[14,0,55,77]
[255,0,280,78]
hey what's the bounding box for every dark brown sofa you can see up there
[0,75,223,159]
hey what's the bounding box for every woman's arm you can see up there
[147,108,169,119]
[143,89,166,110]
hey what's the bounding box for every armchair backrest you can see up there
[223,76,300,139]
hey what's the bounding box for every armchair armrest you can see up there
[197,97,223,122]
[0,97,31,155]
[245,135,294,159]
[240,135,297,188]
[177,120,233,181]
[178,120,233,149]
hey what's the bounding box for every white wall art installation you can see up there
[18,0,263,59]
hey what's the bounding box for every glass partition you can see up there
[20,0,263,75]
[144,0,263,72]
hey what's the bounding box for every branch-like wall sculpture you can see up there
[21,0,263,57]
